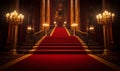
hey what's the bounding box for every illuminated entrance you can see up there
[40,0,80,28]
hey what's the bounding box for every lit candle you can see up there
[112,13,115,21]
[104,11,108,15]
[6,13,9,22]
[112,13,115,17]
[89,26,94,31]
[96,15,100,24]
[99,14,102,24]
[10,15,12,21]
[96,15,98,22]
[27,26,32,31]
[64,21,67,24]
[19,14,24,24]
[54,21,56,24]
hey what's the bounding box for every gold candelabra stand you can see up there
[6,10,24,52]
[71,23,78,36]
[43,23,49,36]
[96,10,115,54]
[6,10,24,24]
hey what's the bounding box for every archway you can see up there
[40,0,80,28]
[51,0,69,27]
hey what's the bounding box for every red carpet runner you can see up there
[35,27,86,54]
[3,27,116,71]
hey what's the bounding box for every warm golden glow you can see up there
[54,21,56,24]
[71,23,78,27]
[43,23,49,27]
[6,13,10,18]
[5,10,24,24]
[89,26,94,31]
[43,23,49,36]
[64,21,67,24]
[96,10,115,25]
[96,10,115,54]
[71,23,78,36]
[27,26,32,31]
[112,13,115,17]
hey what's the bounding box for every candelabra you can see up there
[71,23,78,36]
[27,26,34,40]
[54,21,57,27]
[63,21,67,27]
[6,10,24,24]
[96,10,115,54]
[43,23,49,36]
[6,10,24,52]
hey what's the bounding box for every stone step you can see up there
[17,45,104,50]
[39,43,85,46]
[17,49,92,54]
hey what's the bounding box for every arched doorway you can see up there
[41,0,79,28]
[51,0,69,27]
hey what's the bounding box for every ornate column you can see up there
[40,0,46,30]
[46,0,50,26]
[70,0,74,29]
[75,0,80,30]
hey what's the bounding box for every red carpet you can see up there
[4,54,115,71]
[3,27,116,71]
[35,27,86,54]
[51,27,69,37]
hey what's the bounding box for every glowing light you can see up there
[27,26,32,31]
[54,21,56,24]
[96,10,115,25]
[64,21,67,24]
[112,13,115,17]
[89,26,94,31]
[71,23,78,27]
[5,10,24,24]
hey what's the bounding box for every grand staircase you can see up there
[33,36,92,54]
[17,27,103,54]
